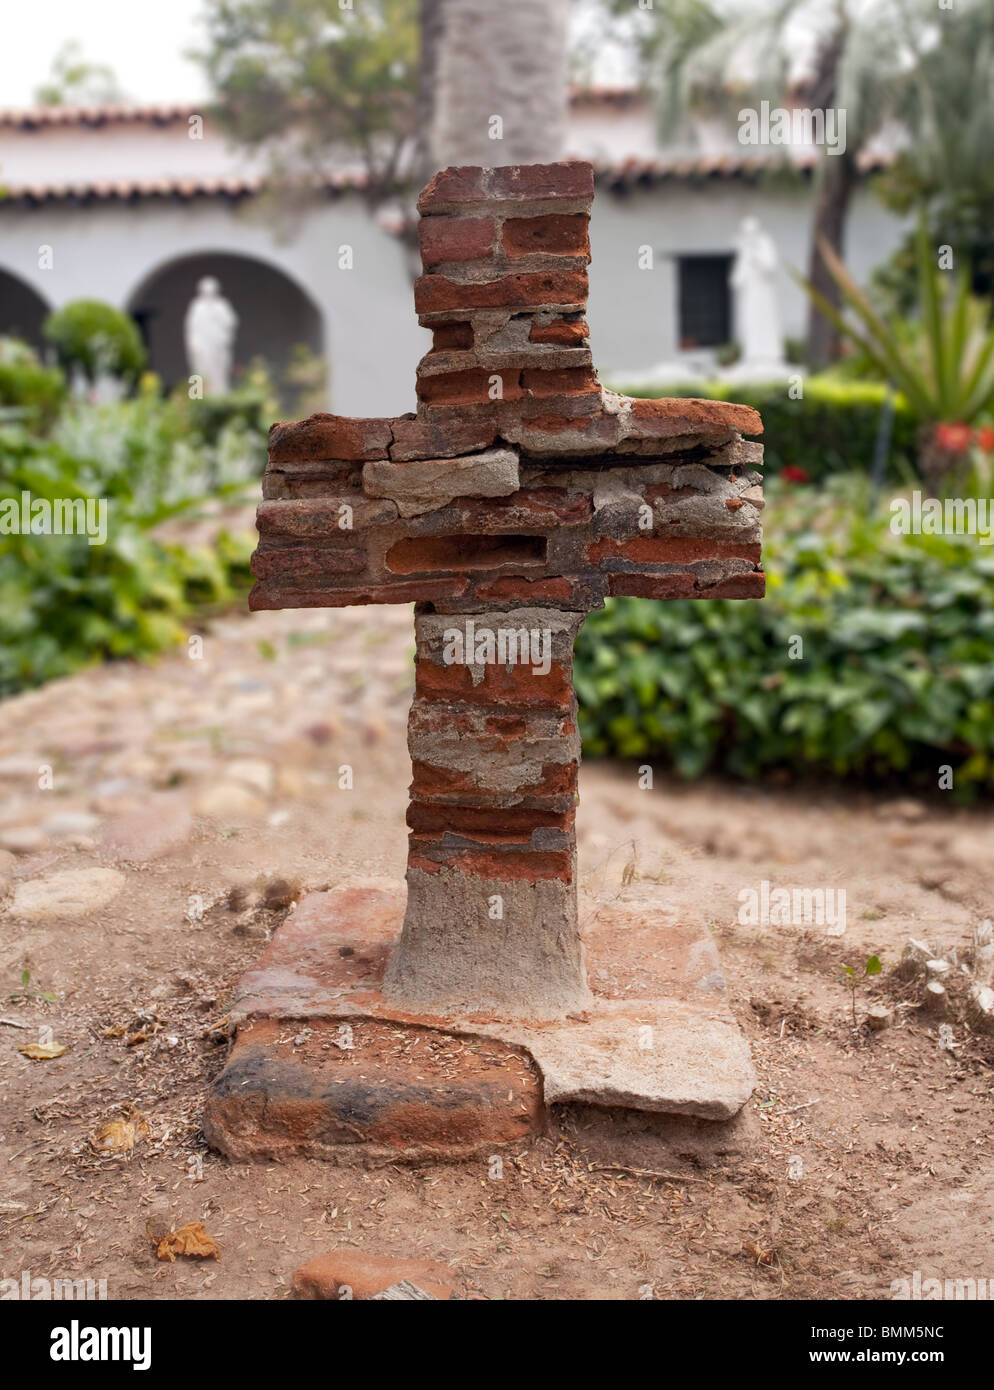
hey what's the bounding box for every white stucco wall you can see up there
[0,120,265,186]
[587,182,908,381]
[0,110,909,411]
[0,195,429,416]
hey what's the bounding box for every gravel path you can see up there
[1,602,993,1301]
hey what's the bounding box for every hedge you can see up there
[574,474,994,794]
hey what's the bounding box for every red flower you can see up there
[935,422,972,454]
[974,426,994,454]
[781,465,810,483]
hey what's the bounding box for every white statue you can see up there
[730,217,786,373]
[184,276,238,395]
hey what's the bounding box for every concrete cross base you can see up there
[204,882,757,1164]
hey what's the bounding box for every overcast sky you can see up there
[0,1,641,111]
[0,0,210,107]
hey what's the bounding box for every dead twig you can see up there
[590,1164,711,1185]
[772,1098,821,1115]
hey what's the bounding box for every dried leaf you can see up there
[154,1221,221,1263]
[747,1242,774,1266]
[90,1115,150,1154]
[18,1041,68,1060]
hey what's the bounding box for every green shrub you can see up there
[0,396,258,694]
[43,299,146,385]
[189,390,272,445]
[185,359,279,447]
[0,337,67,426]
[615,377,919,483]
[575,474,994,794]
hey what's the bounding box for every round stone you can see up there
[194,783,266,820]
[9,867,127,920]
[0,826,48,856]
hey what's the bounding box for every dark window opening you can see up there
[677,254,733,350]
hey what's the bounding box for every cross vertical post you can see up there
[208,161,764,1159]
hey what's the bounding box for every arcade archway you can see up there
[126,251,324,404]
[0,269,51,353]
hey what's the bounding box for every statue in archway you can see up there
[730,217,786,374]
[184,276,238,395]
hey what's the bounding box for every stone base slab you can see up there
[204,880,756,1163]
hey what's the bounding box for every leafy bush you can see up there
[43,299,147,385]
[615,376,919,484]
[0,337,66,425]
[0,395,258,694]
[186,359,279,446]
[575,474,994,794]
[803,215,994,493]
[49,386,267,511]
[807,214,994,429]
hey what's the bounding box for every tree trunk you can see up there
[402,0,570,277]
[415,0,444,191]
[804,152,856,368]
[428,0,570,169]
[799,4,853,370]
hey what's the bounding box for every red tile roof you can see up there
[0,152,894,206]
[0,89,646,131]
[0,102,196,130]
[0,170,369,205]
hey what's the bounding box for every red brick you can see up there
[409,762,480,798]
[250,547,365,579]
[295,1251,456,1302]
[512,392,603,424]
[268,414,392,463]
[417,368,523,406]
[410,759,576,801]
[417,161,593,214]
[629,396,763,439]
[387,534,545,575]
[490,162,594,202]
[208,1014,540,1164]
[521,366,599,397]
[432,323,474,351]
[417,166,486,213]
[389,411,497,461]
[409,704,576,746]
[474,576,574,602]
[414,270,588,315]
[588,537,763,565]
[529,318,590,346]
[408,847,573,883]
[454,489,592,527]
[415,659,574,710]
[607,573,698,599]
[502,214,590,259]
[249,577,469,610]
[256,497,394,538]
[701,572,766,599]
[419,215,496,268]
[407,803,574,835]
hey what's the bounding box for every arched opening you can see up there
[0,270,51,353]
[127,251,325,407]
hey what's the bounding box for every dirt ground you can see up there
[1,600,992,1301]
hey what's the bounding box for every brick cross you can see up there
[251,160,764,1019]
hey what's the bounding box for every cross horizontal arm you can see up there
[250,160,764,616]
